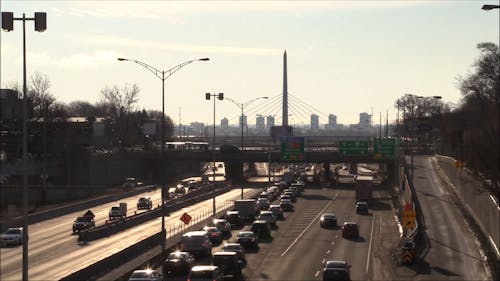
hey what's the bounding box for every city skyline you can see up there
[1,1,498,125]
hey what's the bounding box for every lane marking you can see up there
[322,258,325,264]
[331,241,335,246]
[326,249,330,254]
[280,192,338,257]
[366,212,376,274]
[315,270,320,277]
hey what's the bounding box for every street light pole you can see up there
[2,11,46,281]
[118,57,209,252]
[206,93,224,216]
[225,96,268,150]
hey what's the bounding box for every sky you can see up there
[1,1,499,126]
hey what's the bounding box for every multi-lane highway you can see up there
[0,183,261,281]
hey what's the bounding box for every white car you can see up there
[0,227,24,246]
[128,269,162,281]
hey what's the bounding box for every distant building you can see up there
[311,114,319,131]
[190,122,205,136]
[266,115,275,129]
[239,114,247,129]
[256,115,265,134]
[328,114,337,126]
[220,118,229,130]
[359,112,371,126]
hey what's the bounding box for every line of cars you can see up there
[127,174,307,281]
[318,200,371,280]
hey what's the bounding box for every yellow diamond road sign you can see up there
[402,251,413,263]
[402,210,416,229]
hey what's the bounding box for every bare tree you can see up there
[100,83,140,147]
[29,71,55,119]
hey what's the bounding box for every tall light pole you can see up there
[118,57,209,252]
[224,96,268,150]
[206,92,224,216]
[2,11,46,281]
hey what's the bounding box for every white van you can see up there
[181,231,212,257]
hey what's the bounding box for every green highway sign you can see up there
[281,137,305,161]
[373,138,396,159]
[339,141,368,156]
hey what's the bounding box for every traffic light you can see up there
[34,12,46,32]
[1,12,14,31]
[205,93,211,100]
[217,93,224,100]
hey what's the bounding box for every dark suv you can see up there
[226,211,243,227]
[323,260,351,281]
[355,201,369,214]
[251,220,271,239]
[212,251,243,280]
[342,222,359,239]
[163,251,194,277]
[137,197,152,210]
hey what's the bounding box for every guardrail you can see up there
[78,184,229,242]
[62,187,264,281]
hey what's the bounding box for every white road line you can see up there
[366,212,376,274]
[280,193,338,257]
[315,270,320,277]
[322,258,326,264]
[326,249,330,254]
[331,241,335,246]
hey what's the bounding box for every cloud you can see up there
[26,50,119,69]
[79,35,281,56]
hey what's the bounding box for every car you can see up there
[202,226,223,244]
[257,210,277,226]
[0,227,23,246]
[122,177,139,188]
[163,251,194,277]
[280,194,291,201]
[181,231,212,257]
[255,198,270,211]
[212,252,243,280]
[188,265,224,281]
[226,211,243,227]
[283,191,296,202]
[250,220,272,239]
[221,243,246,262]
[279,199,294,211]
[72,215,95,233]
[137,196,152,210]
[211,219,231,236]
[128,269,162,281]
[322,260,351,281]
[320,213,338,228]
[175,184,186,194]
[269,204,284,219]
[342,222,360,238]
[236,231,258,249]
[355,201,369,214]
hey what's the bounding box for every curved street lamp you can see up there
[224,96,268,150]
[118,56,209,252]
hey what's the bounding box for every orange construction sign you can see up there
[180,212,192,225]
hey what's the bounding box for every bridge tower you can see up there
[282,50,288,127]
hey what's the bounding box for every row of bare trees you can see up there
[395,42,499,198]
[3,74,174,147]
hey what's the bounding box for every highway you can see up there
[392,155,489,280]
[155,174,400,281]
[0,182,262,281]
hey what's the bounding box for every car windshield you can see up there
[168,252,187,259]
[190,270,213,278]
[224,245,241,251]
[130,271,153,278]
[238,232,253,238]
[76,217,91,222]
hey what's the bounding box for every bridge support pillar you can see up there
[225,161,244,183]
[323,162,331,182]
[349,162,358,175]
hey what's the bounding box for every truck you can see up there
[234,199,256,221]
[72,210,95,233]
[355,175,373,201]
[109,202,127,220]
